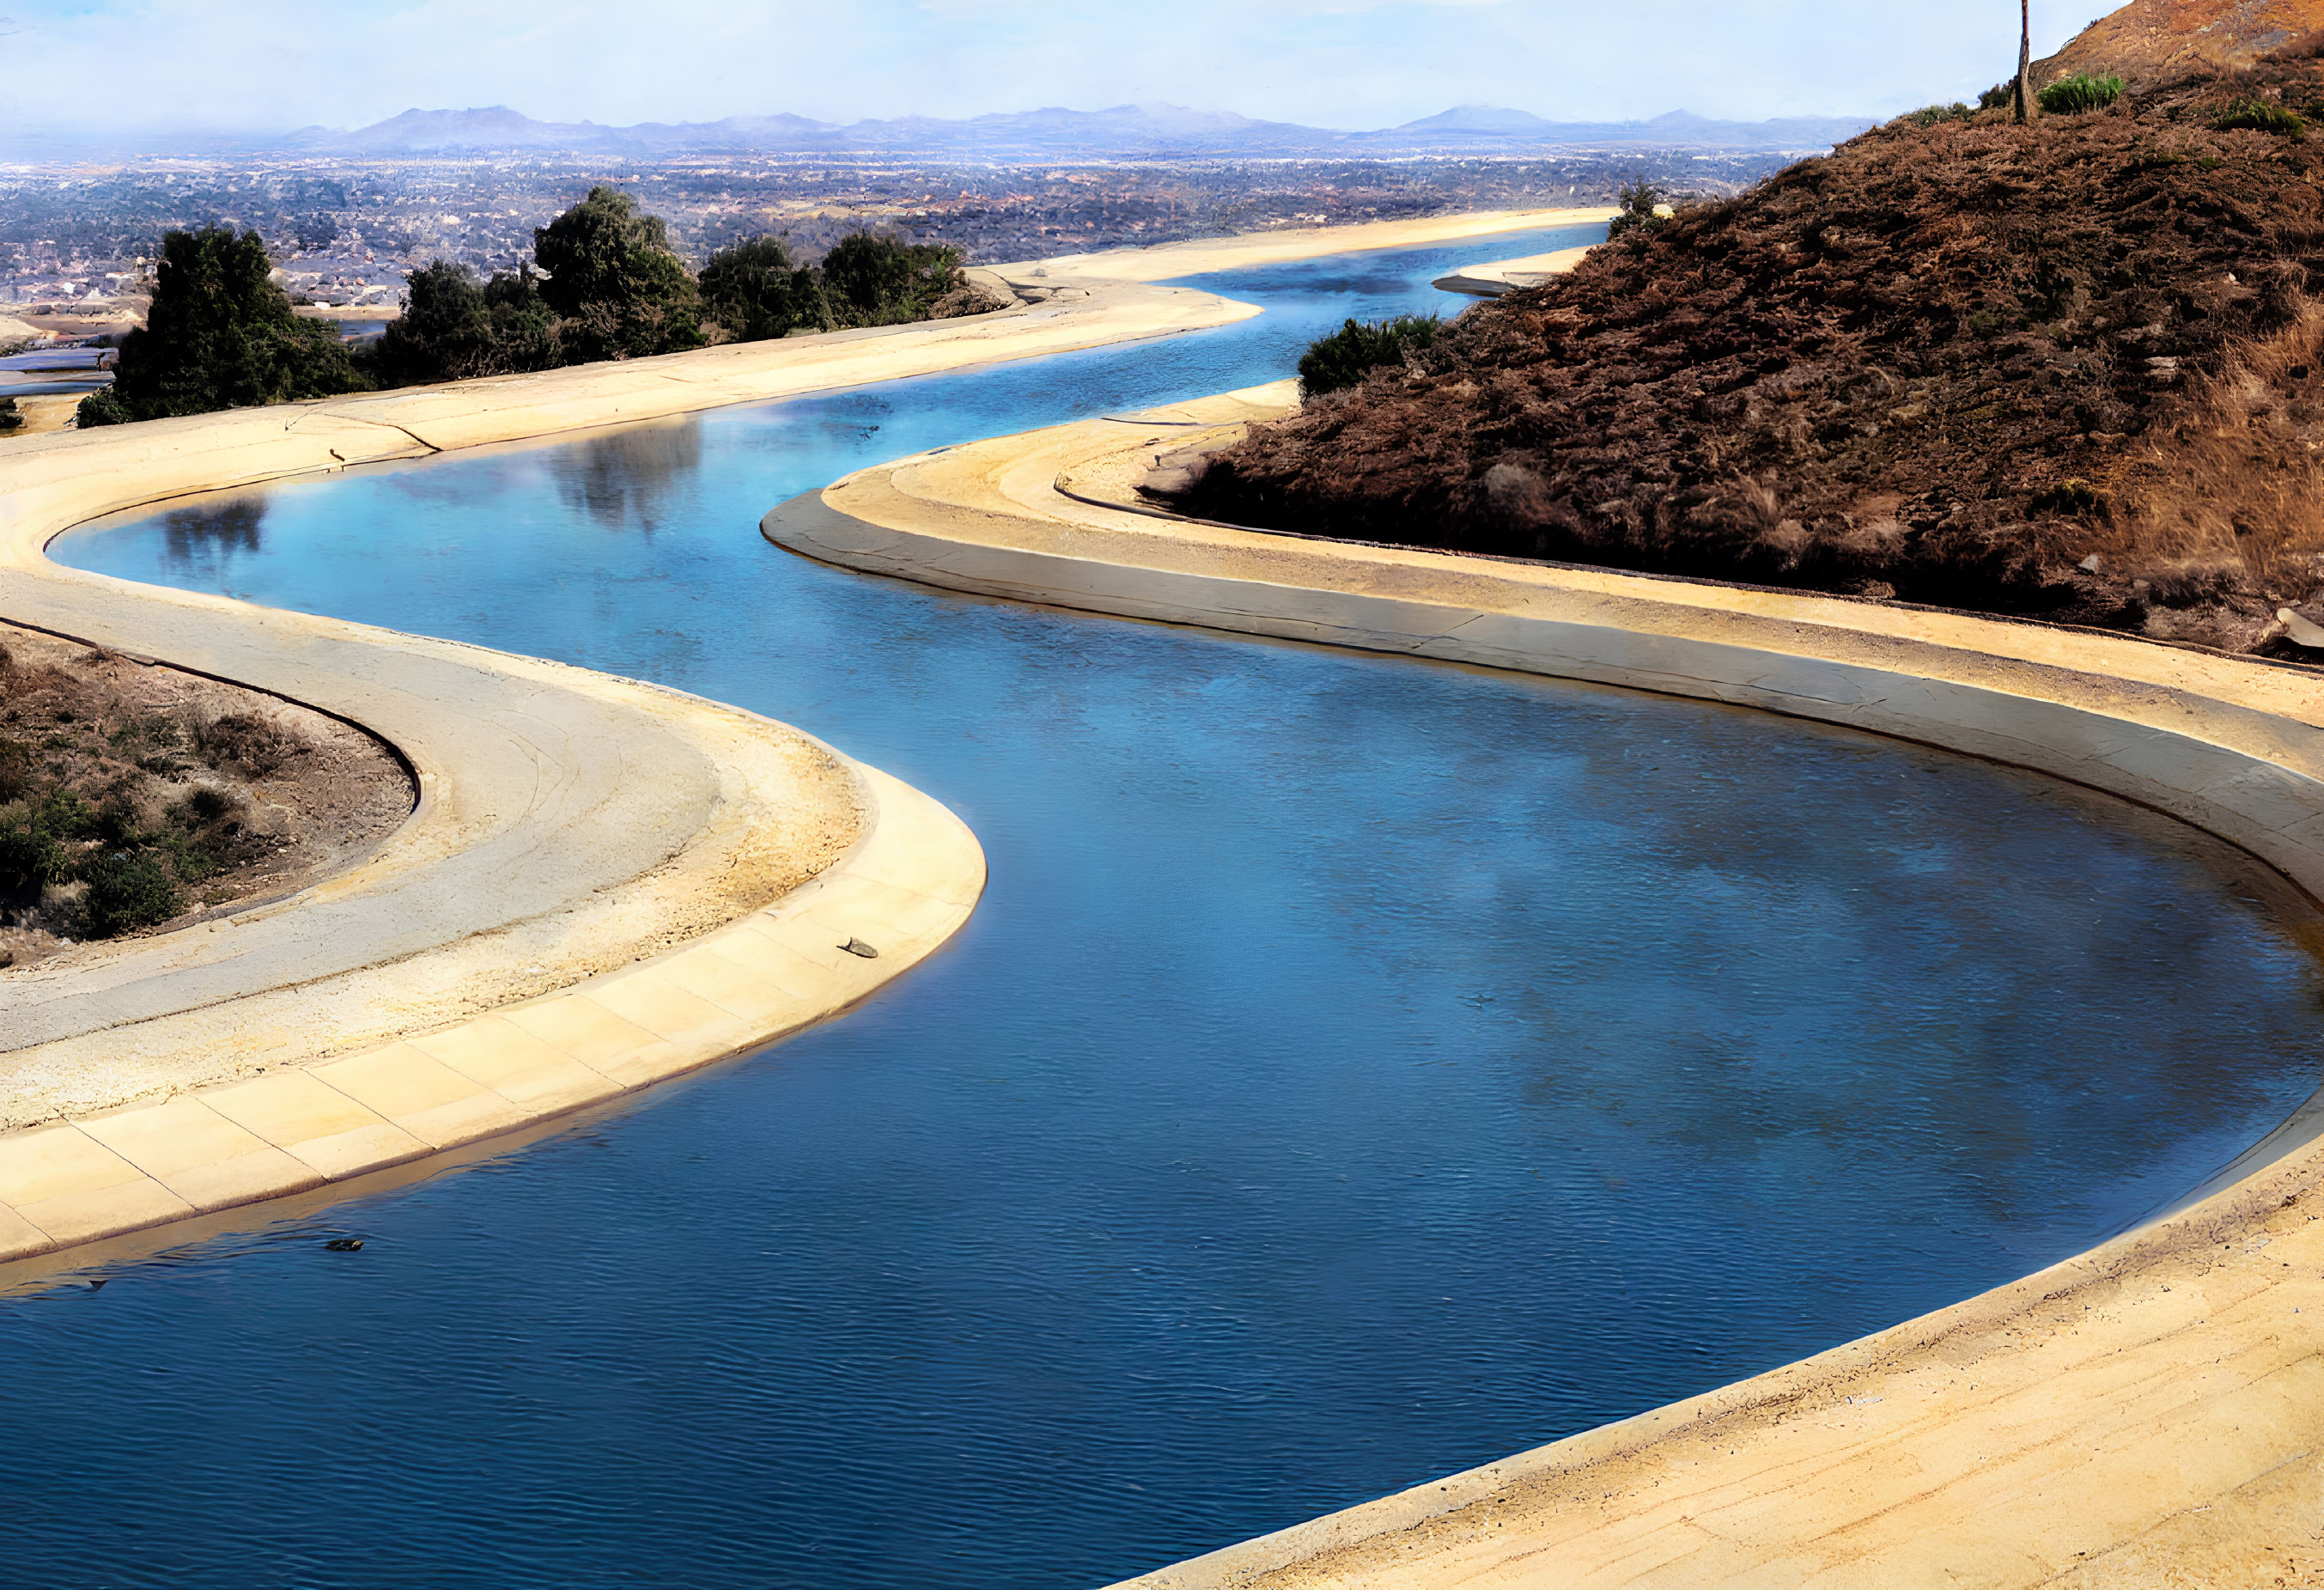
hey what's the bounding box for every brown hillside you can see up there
[2038,0,2324,88]
[1182,55,2324,655]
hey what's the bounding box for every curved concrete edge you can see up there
[1103,1139,2324,1590]
[760,387,2324,1588]
[1431,243,1596,297]
[0,760,984,1264]
[0,207,1591,1262]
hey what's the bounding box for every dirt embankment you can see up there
[2037,0,2324,89]
[0,622,413,971]
[1183,53,2324,655]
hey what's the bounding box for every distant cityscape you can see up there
[0,103,1870,338]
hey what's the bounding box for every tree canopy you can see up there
[76,194,999,428]
[532,186,703,361]
[819,233,964,327]
[698,236,825,343]
[372,261,560,386]
[78,226,367,426]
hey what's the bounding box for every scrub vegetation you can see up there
[1186,50,2324,655]
[2039,72,2126,114]
[1299,314,1444,397]
[81,186,1008,423]
[1604,178,1670,241]
[0,624,410,964]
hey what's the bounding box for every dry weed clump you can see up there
[0,648,303,947]
[1184,52,2324,653]
[193,711,302,777]
[2109,299,2324,614]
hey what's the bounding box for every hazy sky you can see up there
[1,1,2099,136]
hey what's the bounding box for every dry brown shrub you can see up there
[2110,298,2324,599]
[192,712,302,777]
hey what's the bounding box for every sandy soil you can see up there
[0,396,85,438]
[8,303,144,339]
[0,620,413,973]
[290,304,404,323]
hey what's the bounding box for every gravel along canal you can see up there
[21,228,2324,1589]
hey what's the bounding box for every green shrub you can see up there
[75,388,132,428]
[1901,102,1974,128]
[1297,314,1444,399]
[817,233,963,328]
[93,788,142,849]
[153,830,219,886]
[532,186,704,361]
[2212,99,2306,138]
[78,850,181,938]
[0,789,87,894]
[2039,73,2124,115]
[0,813,59,895]
[1979,82,2014,111]
[373,260,561,384]
[1606,178,1669,242]
[698,236,825,341]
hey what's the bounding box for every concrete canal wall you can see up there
[0,210,1600,1265]
[762,383,2324,1589]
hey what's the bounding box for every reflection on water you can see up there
[159,496,265,580]
[32,227,2324,1590]
[551,418,703,534]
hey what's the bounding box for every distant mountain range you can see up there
[247,102,1872,161]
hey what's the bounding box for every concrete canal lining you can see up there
[760,383,2324,1588]
[0,210,1606,1264]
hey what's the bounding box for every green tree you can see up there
[698,236,825,342]
[77,226,367,425]
[532,186,703,361]
[374,259,561,384]
[818,232,964,328]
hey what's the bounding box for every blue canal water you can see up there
[13,228,2324,1588]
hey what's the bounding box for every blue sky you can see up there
[1,1,2100,135]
